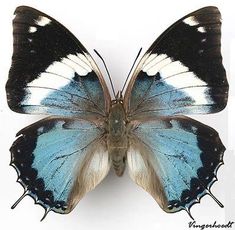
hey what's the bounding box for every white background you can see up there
[0,0,234,229]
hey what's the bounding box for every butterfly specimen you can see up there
[6,6,228,220]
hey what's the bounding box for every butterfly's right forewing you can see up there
[124,7,228,119]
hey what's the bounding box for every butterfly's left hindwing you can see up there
[127,116,225,214]
[6,6,110,117]
[10,117,110,215]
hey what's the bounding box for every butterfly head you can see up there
[112,91,123,104]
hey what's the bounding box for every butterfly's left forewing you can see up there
[6,6,110,118]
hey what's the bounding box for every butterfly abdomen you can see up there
[110,147,127,177]
[108,101,128,176]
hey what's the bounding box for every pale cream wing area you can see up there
[68,138,111,211]
[127,136,168,210]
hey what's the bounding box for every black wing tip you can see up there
[5,100,26,115]
[5,82,26,114]
[195,6,219,11]
[189,6,220,16]
[216,92,229,114]
[211,82,229,114]
[6,100,24,115]
[215,103,228,114]
[14,5,42,15]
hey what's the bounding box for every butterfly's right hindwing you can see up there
[127,116,225,215]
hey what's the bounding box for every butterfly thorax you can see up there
[107,98,128,177]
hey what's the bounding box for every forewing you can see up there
[124,7,228,119]
[6,6,110,117]
[127,116,225,215]
[10,117,110,216]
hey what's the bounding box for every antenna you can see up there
[94,49,116,98]
[121,47,142,94]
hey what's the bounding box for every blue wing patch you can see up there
[128,116,224,217]
[10,117,110,219]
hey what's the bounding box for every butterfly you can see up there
[6,6,228,221]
